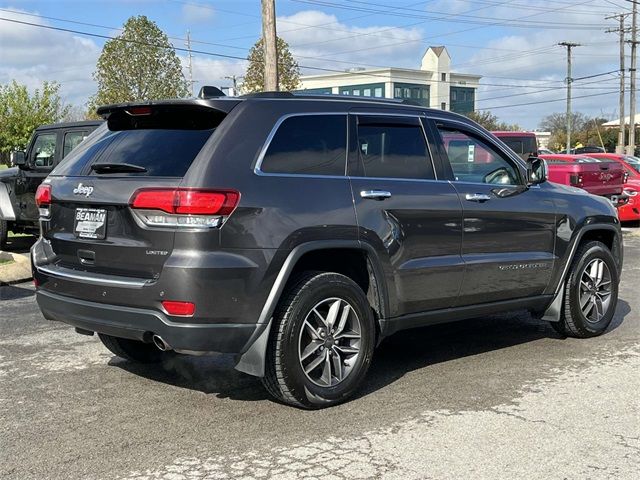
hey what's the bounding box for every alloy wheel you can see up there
[579,258,613,324]
[298,297,362,387]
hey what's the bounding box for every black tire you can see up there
[98,334,163,363]
[553,241,619,338]
[0,219,8,250]
[262,271,376,409]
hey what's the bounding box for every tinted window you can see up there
[52,127,213,177]
[261,115,347,176]
[63,131,88,158]
[357,121,434,180]
[438,128,521,185]
[500,136,537,160]
[30,133,57,169]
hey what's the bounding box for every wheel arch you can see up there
[234,240,389,377]
[542,223,622,322]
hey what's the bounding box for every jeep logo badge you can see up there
[73,183,94,197]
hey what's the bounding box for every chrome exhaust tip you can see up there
[152,334,171,352]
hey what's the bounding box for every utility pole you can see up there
[558,42,581,153]
[185,30,195,96]
[224,75,243,96]
[606,13,629,154]
[628,1,638,155]
[261,0,278,91]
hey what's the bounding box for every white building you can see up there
[297,46,481,113]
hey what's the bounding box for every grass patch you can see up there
[0,164,7,170]
[8,231,30,238]
[0,257,14,266]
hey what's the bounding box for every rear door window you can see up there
[260,114,347,176]
[355,116,435,180]
[62,131,89,159]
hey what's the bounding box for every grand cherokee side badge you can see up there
[73,183,94,197]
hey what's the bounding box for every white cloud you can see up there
[180,55,247,95]
[181,2,214,25]
[278,11,425,72]
[0,8,100,107]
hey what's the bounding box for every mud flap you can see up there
[234,319,272,377]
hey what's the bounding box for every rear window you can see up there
[499,136,537,158]
[260,115,347,176]
[52,126,214,177]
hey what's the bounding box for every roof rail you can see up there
[240,91,295,98]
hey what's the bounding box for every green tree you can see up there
[0,80,69,165]
[88,15,189,114]
[539,112,590,150]
[242,36,301,93]
[464,110,521,131]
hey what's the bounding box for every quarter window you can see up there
[260,115,347,176]
[437,127,521,185]
[356,118,434,180]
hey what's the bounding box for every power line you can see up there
[478,90,618,111]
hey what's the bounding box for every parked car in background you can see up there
[32,94,622,408]
[574,146,605,155]
[539,153,626,207]
[583,153,640,223]
[0,121,102,249]
[491,131,538,161]
[538,148,555,155]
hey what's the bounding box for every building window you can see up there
[392,82,430,106]
[450,87,475,114]
[441,72,446,82]
[339,83,385,98]
[441,102,446,110]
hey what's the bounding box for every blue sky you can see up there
[0,0,629,128]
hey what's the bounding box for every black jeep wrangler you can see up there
[0,120,102,249]
[32,94,622,408]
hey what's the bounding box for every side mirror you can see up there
[10,151,26,169]
[527,157,547,185]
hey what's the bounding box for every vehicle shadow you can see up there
[111,299,631,405]
[0,282,35,300]
[3,234,37,254]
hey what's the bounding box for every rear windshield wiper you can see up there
[91,162,148,173]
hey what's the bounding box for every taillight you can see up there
[130,188,239,229]
[569,174,583,187]
[35,184,52,217]
[162,300,195,316]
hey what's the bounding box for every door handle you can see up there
[360,190,392,200]
[465,193,491,202]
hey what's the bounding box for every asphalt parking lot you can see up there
[1,234,639,480]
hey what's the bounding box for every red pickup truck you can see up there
[539,154,626,206]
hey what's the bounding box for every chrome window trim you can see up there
[253,112,349,177]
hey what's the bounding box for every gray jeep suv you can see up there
[32,93,623,408]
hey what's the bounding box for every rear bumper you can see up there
[36,289,259,354]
